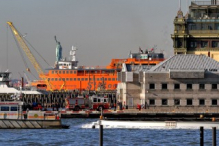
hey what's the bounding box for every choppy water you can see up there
[0,118,219,146]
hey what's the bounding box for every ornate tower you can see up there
[171,0,219,61]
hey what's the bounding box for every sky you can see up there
[0,0,192,80]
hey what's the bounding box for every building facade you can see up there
[118,55,219,113]
[172,0,219,61]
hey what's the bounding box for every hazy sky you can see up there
[0,0,192,79]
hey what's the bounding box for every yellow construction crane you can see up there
[7,21,53,91]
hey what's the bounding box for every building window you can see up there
[187,84,193,90]
[149,99,155,105]
[201,41,208,48]
[177,39,183,48]
[199,99,205,105]
[187,99,193,105]
[212,84,217,89]
[149,84,155,89]
[162,99,168,105]
[162,84,167,90]
[212,99,217,105]
[174,99,180,105]
[199,84,205,90]
[190,41,197,48]
[174,84,180,89]
[212,41,219,48]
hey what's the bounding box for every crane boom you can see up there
[7,22,43,75]
[7,21,53,91]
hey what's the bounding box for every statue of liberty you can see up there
[55,36,62,61]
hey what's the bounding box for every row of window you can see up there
[0,106,18,111]
[149,83,218,90]
[188,23,219,31]
[148,99,218,106]
[48,78,117,82]
[51,70,115,74]
[189,41,219,48]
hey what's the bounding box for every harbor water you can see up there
[1,118,219,146]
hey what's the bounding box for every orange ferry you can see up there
[31,47,164,91]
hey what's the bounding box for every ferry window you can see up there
[212,84,217,89]
[105,78,107,81]
[66,71,69,74]
[90,78,92,81]
[55,78,58,81]
[93,98,97,102]
[1,106,9,111]
[66,78,69,81]
[149,99,155,105]
[97,78,99,81]
[212,41,219,48]
[48,78,50,81]
[174,84,180,89]
[199,99,205,105]
[212,99,217,105]
[11,107,18,111]
[55,71,58,74]
[187,84,192,90]
[112,78,115,81]
[62,78,65,81]
[51,78,54,81]
[174,99,180,105]
[63,71,65,74]
[78,78,80,81]
[59,71,61,74]
[74,71,77,74]
[59,78,61,81]
[187,99,193,105]
[98,98,101,102]
[74,78,76,81]
[85,78,88,81]
[199,84,205,90]
[149,84,155,89]
[108,78,111,81]
[81,78,84,81]
[201,41,208,48]
[162,84,167,90]
[162,99,168,105]
[52,71,54,74]
[102,71,105,74]
[70,78,73,81]
[70,71,73,74]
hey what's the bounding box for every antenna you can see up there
[179,0,181,10]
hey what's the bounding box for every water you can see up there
[0,118,218,146]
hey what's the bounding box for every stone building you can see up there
[171,0,219,61]
[118,54,219,113]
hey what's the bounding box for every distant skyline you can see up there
[0,0,193,79]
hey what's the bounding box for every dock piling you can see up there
[212,127,216,146]
[200,126,204,146]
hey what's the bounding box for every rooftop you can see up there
[149,54,219,72]
[191,1,219,6]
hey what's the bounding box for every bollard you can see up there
[212,127,216,146]
[200,126,204,146]
[99,124,103,146]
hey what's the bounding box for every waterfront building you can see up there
[117,54,219,113]
[171,0,219,61]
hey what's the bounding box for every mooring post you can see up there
[212,127,216,146]
[99,108,103,146]
[200,126,204,146]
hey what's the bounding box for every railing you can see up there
[189,13,219,19]
[192,1,219,5]
[188,30,219,34]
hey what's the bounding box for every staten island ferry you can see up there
[31,47,165,91]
